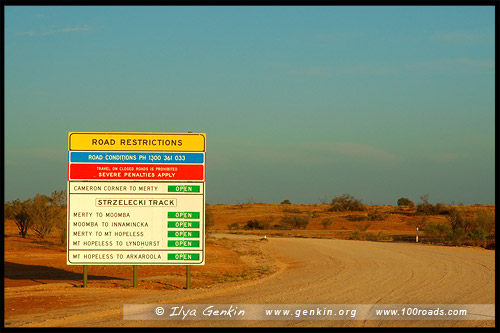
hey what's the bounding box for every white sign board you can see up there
[67,132,206,265]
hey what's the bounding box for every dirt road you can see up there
[4,235,495,327]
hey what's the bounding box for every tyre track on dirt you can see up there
[8,236,495,327]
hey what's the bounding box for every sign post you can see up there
[67,132,206,287]
[83,265,87,288]
[133,265,138,288]
[186,265,191,289]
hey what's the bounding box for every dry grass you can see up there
[207,203,495,244]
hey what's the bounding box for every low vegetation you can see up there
[279,214,310,230]
[4,191,495,250]
[4,190,66,244]
[422,206,495,246]
[328,194,366,212]
[397,197,415,208]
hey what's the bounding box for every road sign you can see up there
[68,132,205,151]
[67,132,206,265]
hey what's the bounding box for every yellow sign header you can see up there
[68,132,206,152]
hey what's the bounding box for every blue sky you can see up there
[4,5,495,205]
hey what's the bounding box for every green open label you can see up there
[168,253,200,261]
[168,185,200,193]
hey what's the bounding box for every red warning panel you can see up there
[69,163,204,181]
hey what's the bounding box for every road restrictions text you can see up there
[67,182,204,264]
[67,132,206,265]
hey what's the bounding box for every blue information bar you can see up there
[69,152,204,164]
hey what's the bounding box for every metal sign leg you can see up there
[83,265,87,288]
[186,265,191,289]
[133,265,138,288]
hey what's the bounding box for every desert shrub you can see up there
[321,217,333,229]
[15,209,32,238]
[243,219,271,230]
[280,199,291,205]
[416,195,450,215]
[29,194,58,239]
[367,209,388,221]
[8,199,33,238]
[426,207,496,247]
[407,216,429,230]
[328,194,366,212]
[4,200,17,220]
[397,197,415,208]
[205,211,215,229]
[417,202,445,215]
[474,209,495,234]
[227,222,239,230]
[415,195,432,215]
[377,231,392,241]
[364,232,376,241]
[446,227,468,244]
[468,228,488,244]
[50,190,67,244]
[53,206,67,244]
[446,207,475,233]
[348,230,360,240]
[355,222,371,232]
[282,206,301,213]
[433,202,450,215]
[423,222,451,241]
[280,214,310,229]
[6,191,66,240]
